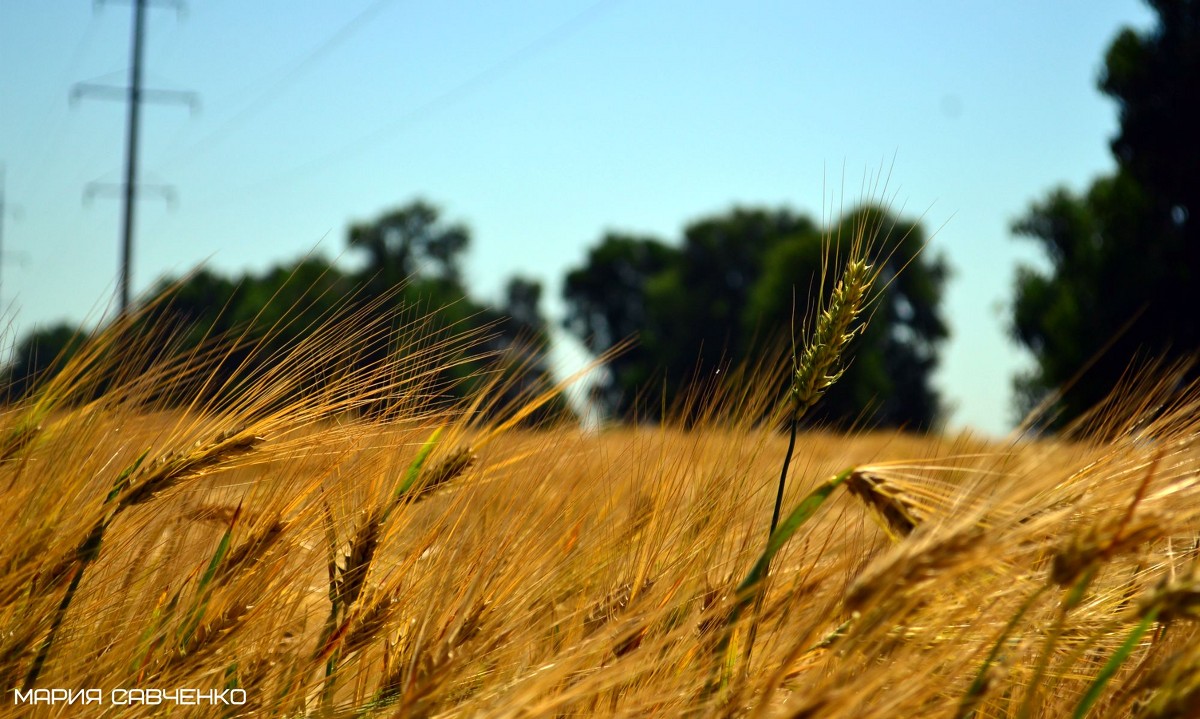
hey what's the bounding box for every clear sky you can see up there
[0,0,1156,435]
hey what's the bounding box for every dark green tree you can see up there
[1011,0,1200,424]
[345,201,564,420]
[3,323,84,401]
[563,210,821,420]
[503,276,546,338]
[563,206,948,428]
[348,199,471,290]
[650,208,818,407]
[4,198,564,423]
[563,233,677,416]
[749,207,949,429]
[344,201,497,410]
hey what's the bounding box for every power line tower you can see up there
[73,0,197,316]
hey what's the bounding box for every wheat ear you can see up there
[769,256,875,540]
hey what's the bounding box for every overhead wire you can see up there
[246,0,620,189]
[140,0,619,299]
[17,10,104,204]
[152,0,405,175]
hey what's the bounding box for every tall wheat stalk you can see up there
[769,254,877,539]
[704,211,890,699]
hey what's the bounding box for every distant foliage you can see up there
[1012,0,1200,425]
[563,205,949,429]
[3,200,562,419]
[3,324,84,401]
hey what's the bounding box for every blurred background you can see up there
[2,0,1196,435]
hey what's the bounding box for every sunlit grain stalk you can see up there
[740,250,878,688]
[411,447,476,502]
[20,451,146,690]
[844,469,925,540]
[0,420,41,465]
[770,257,875,539]
[21,429,262,690]
[316,430,475,705]
[955,584,1052,719]
[166,599,256,674]
[1073,569,1200,718]
[845,522,986,611]
[369,600,488,714]
[342,593,395,657]
[705,468,854,700]
[1130,641,1200,718]
[117,428,264,510]
[1018,449,1162,718]
[214,518,289,585]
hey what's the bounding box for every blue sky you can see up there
[0,0,1155,434]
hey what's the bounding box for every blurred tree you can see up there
[345,201,548,412]
[652,208,818,406]
[563,233,677,417]
[503,276,546,337]
[348,199,470,290]
[346,202,575,421]
[749,207,949,429]
[124,258,360,409]
[1011,0,1200,424]
[4,198,566,424]
[489,275,570,423]
[2,323,84,401]
[563,206,948,428]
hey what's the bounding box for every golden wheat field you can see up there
[4,269,1200,718]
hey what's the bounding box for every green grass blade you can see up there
[704,467,853,699]
[956,584,1051,719]
[393,427,443,502]
[179,504,241,651]
[23,563,86,689]
[197,504,240,595]
[130,585,183,675]
[320,498,341,608]
[1018,566,1101,719]
[22,451,153,690]
[107,449,149,505]
[1064,564,1099,611]
[1072,608,1159,719]
[738,467,854,601]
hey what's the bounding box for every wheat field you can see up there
[3,264,1200,717]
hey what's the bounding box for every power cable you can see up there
[153,0,404,174]
[229,0,620,198]
[17,10,103,202]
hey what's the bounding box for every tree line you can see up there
[2,201,560,421]
[3,199,949,429]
